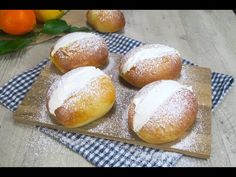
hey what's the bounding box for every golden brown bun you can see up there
[119,44,182,88]
[46,66,116,128]
[128,80,198,144]
[50,32,108,73]
[86,10,125,32]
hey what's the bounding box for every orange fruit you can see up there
[0,10,36,35]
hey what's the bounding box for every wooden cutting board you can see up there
[13,53,212,159]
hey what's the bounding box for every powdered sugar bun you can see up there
[46,66,116,128]
[50,32,108,73]
[128,80,198,144]
[87,10,125,32]
[51,32,96,56]
[119,44,182,88]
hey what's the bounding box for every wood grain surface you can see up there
[0,10,236,166]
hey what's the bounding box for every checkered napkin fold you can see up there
[0,33,234,167]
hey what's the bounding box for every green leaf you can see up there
[0,38,33,55]
[66,26,93,33]
[0,19,93,55]
[0,30,36,40]
[42,19,70,35]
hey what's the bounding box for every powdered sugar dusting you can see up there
[87,55,138,139]
[171,106,210,154]
[47,66,107,116]
[149,89,195,129]
[132,80,193,132]
[95,10,123,22]
[122,44,180,73]
[55,35,107,63]
[62,75,111,111]
[17,54,211,158]
[51,32,97,56]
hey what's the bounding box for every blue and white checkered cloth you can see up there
[0,33,234,167]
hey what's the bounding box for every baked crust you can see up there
[87,10,125,33]
[128,82,198,144]
[46,76,116,128]
[119,44,182,88]
[50,35,108,73]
